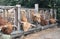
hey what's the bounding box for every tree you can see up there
[0,0,59,8]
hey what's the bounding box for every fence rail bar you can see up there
[0,6,15,9]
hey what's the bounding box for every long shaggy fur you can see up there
[0,16,13,34]
[49,16,56,24]
[31,11,41,23]
[21,11,35,31]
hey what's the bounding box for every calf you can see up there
[49,16,56,24]
[21,11,28,22]
[40,15,48,26]
[31,11,41,24]
[20,11,35,31]
[21,22,35,31]
[0,16,13,34]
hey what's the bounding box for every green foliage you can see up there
[0,0,58,8]
[0,0,60,20]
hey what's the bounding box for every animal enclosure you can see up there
[0,4,57,39]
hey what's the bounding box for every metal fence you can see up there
[0,4,57,39]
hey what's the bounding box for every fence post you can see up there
[14,8,16,26]
[54,9,57,20]
[16,5,21,31]
[50,9,53,16]
[6,9,9,20]
[35,4,39,13]
[14,5,18,31]
[3,9,5,19]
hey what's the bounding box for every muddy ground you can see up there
[20,27,60,39]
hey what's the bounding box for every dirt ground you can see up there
[20,27,60,39]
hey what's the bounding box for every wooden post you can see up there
[0,9,3,17]
[14,6,18,30]
[28,9,31,22]
[35,4,39,13]
[6,9,9,20]
[16,5,21,31]
[43,10,45,19]
[54,9,56,20]
[3,9,5,19]
[14,9,16,26]
[50,9,53,16]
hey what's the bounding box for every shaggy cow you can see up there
[30,10,48,26]
[0,16,13,34]
[20,11,35,31]
[40,15,48,26]
[21,11,28,22]
[21,22,35,31]
[30,11,41,24]
[49,16,56,24]
[1,22,13,34]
